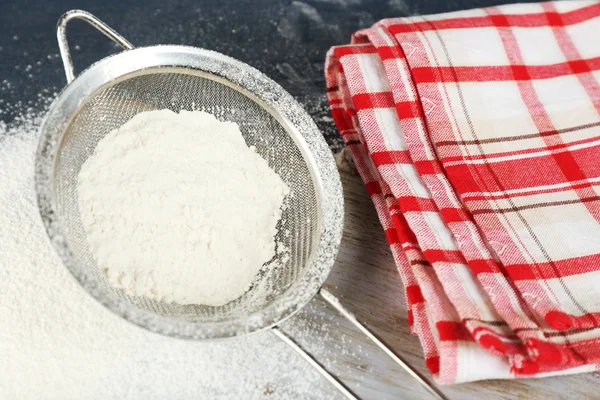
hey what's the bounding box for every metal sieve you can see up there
[35,10,343,340]
[35,11,448,400]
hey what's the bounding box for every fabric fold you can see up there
[326,0,600,383]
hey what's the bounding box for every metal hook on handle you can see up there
[57,9,135,83]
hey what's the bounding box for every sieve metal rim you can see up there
[35,40,343,339]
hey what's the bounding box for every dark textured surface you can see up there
[1,0,530,148]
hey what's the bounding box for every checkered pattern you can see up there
[326,1,600,383]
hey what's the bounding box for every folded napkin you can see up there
[326,0,600,383]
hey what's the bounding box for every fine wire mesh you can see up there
[53,69,320,323]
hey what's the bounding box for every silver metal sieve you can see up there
[35,10,343,340]
[36,11,447,400]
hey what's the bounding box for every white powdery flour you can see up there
[0,109,336,400]
[78,110,289,306]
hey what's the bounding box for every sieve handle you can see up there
[318,289,448,400]
[274,290,448,400]
[57,9,135,84]
[272,327,360,400]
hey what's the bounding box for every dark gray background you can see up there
[0,0,534,147]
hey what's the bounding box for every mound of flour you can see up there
[78,109,289,306]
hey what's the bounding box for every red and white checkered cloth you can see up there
[326,0,600,383]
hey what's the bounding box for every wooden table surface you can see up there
[278,163,600,400]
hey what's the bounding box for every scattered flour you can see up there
[78,110,289,306]
[0,106,338,400]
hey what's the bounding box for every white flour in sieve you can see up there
[77,109,289,306]
[0,105,338,399]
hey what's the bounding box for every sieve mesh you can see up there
[53,69,319,324]
[37,45,342,339]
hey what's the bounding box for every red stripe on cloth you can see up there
[524,338,580,367]
[443,135,600,164]
[414,160,441,175]
[439,207,470,223]
[333,45,378,58]
[377,45,403,61]
[352,92,396,111]
[445,144,600,194]
[544,311,578,331]
[569,59,592,74]
[371,150,413,166]
[396,100,423,119]
[365,181,383,196]
[330,108,354,131]
[423,249,466,265]
[443,166,484,194]
[411,67,437,83]
[543,311,600,331]
[391,213,419,243]
[385,228,400,245]
[512,359,540,375]
[510,65,531,81]
[406,284,425,304]
[506,253,600,281]
[397,196,438,213]
[552,150,595,187]
[468,259,497,275]
[478,333,507,355]
[411,57,600,83]
[436,321,473,341]
[523,335,600,374]
[407,308,414,327]
[387,3,600,34]
[463,179,600,201]
[544,11,564,27]
[426,356,440,374]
